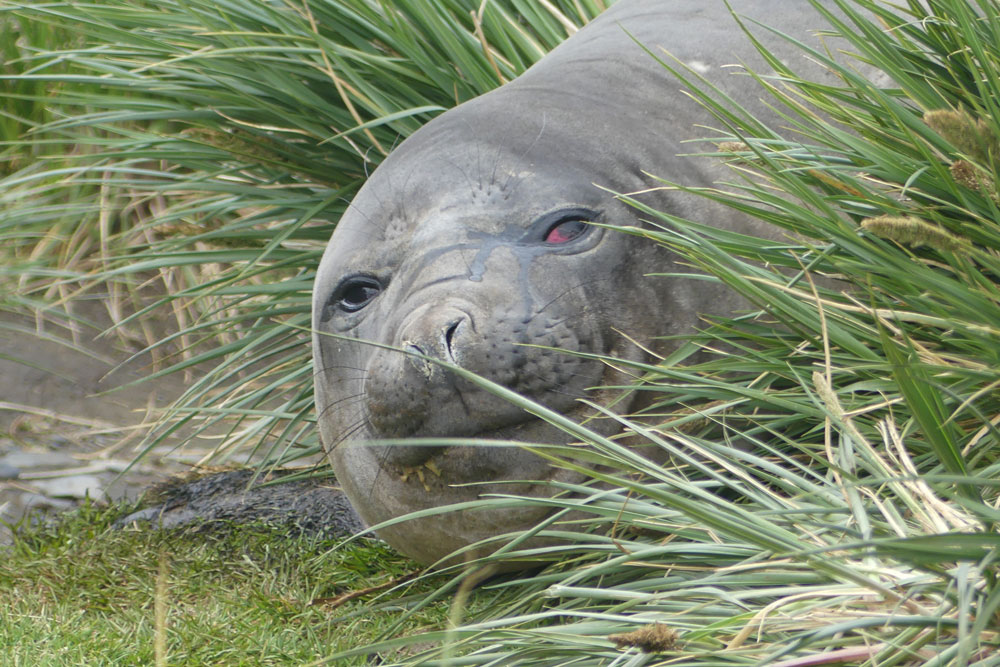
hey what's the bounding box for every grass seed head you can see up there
[924,109,1000,164]
[608,623,679,654]
[860,215,969,253]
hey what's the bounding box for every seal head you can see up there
[313,0,861,564]
[313,128,678,563]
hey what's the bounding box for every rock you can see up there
[0,451,79,470]
[16,492,77,513]
[0,463,19,479]
[30,474,106,500]
[0,492,79,547]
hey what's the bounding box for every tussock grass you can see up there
[322,0,1000,663]
[0,0,604,464]
[0,12,80,175]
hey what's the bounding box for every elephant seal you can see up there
[313,0,871,564]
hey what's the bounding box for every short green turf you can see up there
[0,502,481,666]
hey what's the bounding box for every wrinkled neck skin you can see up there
[312,0,874,565]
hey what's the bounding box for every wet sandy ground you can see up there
[0,298,364,543]
[0,303,194,544]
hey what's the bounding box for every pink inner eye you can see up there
[545,219,586,244]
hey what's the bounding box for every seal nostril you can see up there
[444,320,461,358]
[403,342,434,379]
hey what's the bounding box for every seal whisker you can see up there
[531,276,615,316]
[312,362,368,377]
[316,393,366,426]
[312,367,368,383]
[328,414,371,450]
[339,197,388,239]
[313,361,368,372]
[486,119,515,191]
[387,132,404,154]
[464,116,485,193]
[500,113,547,198]
[368,416,397,499]
[429,153,481,201]
[313,377,368,392]
[361,143,379,178]
[313,372,368,383]
[526,308,602,335]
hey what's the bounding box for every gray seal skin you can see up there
[313,0,867,565]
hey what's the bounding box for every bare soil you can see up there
[1,297,361,543]
[0,299,194,542]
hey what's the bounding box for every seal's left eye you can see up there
[334,276,382,313]
[545,217,589,244]
[524,207,597,247]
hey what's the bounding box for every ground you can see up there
[0,300,194,543]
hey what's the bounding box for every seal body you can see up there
[313,0,868,564]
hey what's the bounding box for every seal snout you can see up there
[399,312,469,378]
[401,306,473,366]
[365,305,477,444]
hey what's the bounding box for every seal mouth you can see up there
[377,399,595,477]
[376,416,538,469]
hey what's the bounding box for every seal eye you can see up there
[524,207,598,248]
[334,275,382,313]
[544,217,589,244]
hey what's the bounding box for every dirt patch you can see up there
[0,296,359,544]
[0,300,196,543]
